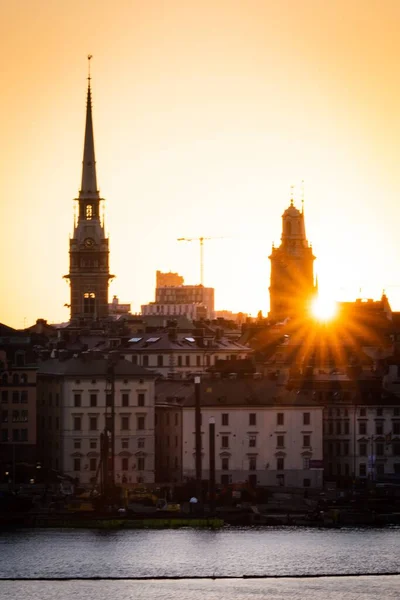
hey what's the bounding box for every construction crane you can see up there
[177,236,225,286]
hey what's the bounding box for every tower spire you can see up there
[80,55,98,197]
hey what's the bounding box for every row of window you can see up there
[1,410,28,423]
[215,412,311,427]
[72,456,146,472]
[71,415,146,431]
[1,391,28,404]
[216,434,312,449]
[1,373,29,385]
[73,438,146,450]
[327,407,400,417]
[72,392,146,408]
[218,457,311,471]
[0,428,28,442]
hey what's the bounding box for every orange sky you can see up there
[1,0,400,328]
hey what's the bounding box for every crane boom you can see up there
[177,236,225,286]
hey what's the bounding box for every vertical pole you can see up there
[194,376,202,502]
[110,364,115,487]
[209,417,216,516]
[12,442,15,492]
[200,238,204,286]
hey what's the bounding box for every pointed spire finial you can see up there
[290,185,294,206]
[301,179,305,214]
[80,55,98,197]
[87,54,93,85]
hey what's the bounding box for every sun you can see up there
[311,294,338,322]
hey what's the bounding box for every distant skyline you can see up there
[2,1,400,328]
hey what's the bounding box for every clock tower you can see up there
[64,64,113,322]
[269,196,316,320]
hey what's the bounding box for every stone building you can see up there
[37,356,156,487]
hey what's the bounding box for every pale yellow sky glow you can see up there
[1,0,400,328]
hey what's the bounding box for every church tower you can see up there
[64,60,113,322]
[269,194,316,320]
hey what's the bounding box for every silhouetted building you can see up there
[156,270,184,288]
[269,197,316,320]
[64,75,113,323]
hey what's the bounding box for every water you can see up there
[0,527,399,599]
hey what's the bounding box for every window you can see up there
[106,394,112,407]
[157,355,164,367]
[137,438,145,449]
[138,393,145,407]
[196,356,201,367]
[336,421,341,435]
[277,457,284,471]
[303,412,310,426]
[359,463,367,477]
[20,390,28,404]
[137,456,145,471]
[221,474,232,485]
[143,356,149,367]
[12,429,19,442]
[166,413,170,426]
[185,356,190,367]
[328,421,334,435]
[83,292,96,315]
[344,421,350,435]
[74,458,81,472]
[55,417,59,430]
[105,416,112,431]
[73,416,81,431]
[393,443,400,456]
[393,422,400,435]
[221,457,229,470]
[74,439,81,450]
[167,436,170,447]
[303,435,311,448]
[175,435,178,447]
[1,411,8,423]
[359,443,367,456]
[74,394,81,407]
[336,442,341,456]
[249,457,257,471]
[343,442,349,456]
[360,407,366,417]
[277,435,284,448]
[375,422,383,435]
[12,391,19,403]
[336,408,341,417]
[85,204,93,219]
[89,458,97,471]
[121,458,129,471]
[1,391,7,404]
[89,417,97,431]
[122,393,129,407]
[221,413,229,426]
[11,410,19,422]
[277,412,284,426]
[359,422,367,435]
[376,408,383,417]
[303,478,311,487]
[394,408,400,417]
[249,435,257,448]
[221,435,229,449]
[1,430,7,442]
[90,439,97,449]
[12,373,19,385]
[90,394,97,407]
[121,416,130,431]
[121,438,129,449]
[137,416,145,430]
[303,457,310,470]
[177,356,182,367]
[394,463,400,474]
[376,443,384,456]
[249,413,257,426]
[131,355,138,365]
[376,464,385,476]
[175,413,179,426]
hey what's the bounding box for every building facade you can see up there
[37,357,156,487]
[269,199,316,320]
[64,77,113,322]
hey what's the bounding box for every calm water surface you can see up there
[0,527,399,599]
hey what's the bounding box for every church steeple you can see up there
[80,56,98,198]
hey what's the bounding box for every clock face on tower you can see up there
[84,238,95,248]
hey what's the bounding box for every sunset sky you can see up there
[1,0,400,328]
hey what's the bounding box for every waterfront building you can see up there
[269,196,316,320]
[156,377,324,488]
[64,72,113,323]
[37,356,156,487]
[0,323,38,467]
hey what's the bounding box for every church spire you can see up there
[80,55,98,198]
